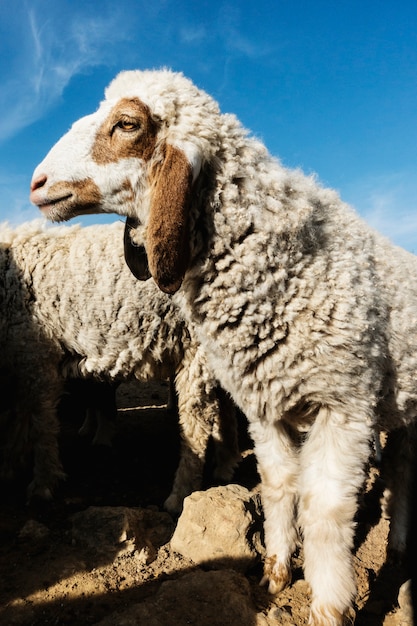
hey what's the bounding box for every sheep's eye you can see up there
[115,119,140,132]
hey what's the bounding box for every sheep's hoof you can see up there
[163,493,183,516]
[386,545,406,566]
[309,603,355,626]
[260,555,291,594]
[26,482,53,503]
[26,471,66,503]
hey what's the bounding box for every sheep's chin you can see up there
[39,200,102,223]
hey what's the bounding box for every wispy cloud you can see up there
[0,2,132,142]
[212,3,279,100]
[218,3,276,59]
[344,171,417,253]
[180,25,207,44]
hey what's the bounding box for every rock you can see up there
[397,579,414,625]
[170,484,265,570]
[71,506,174,564]
[18,519,50,542]
[94,569,260,626]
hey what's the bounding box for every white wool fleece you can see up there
[0,219,239,510]
[30,69,417,626]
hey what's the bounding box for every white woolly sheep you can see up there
[30,69,417,625]
[0,220,240,512]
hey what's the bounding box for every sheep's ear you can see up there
[124,218,151,281]
[146,143,192,294]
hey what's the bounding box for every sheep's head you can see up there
[30,69,219,294]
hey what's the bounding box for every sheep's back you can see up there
[6,221,189,381]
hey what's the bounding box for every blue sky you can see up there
[1,0,416,251]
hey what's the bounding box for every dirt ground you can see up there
[0,380,412,625]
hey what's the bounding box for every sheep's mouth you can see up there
[37,194,73,211]
[40,198,105,223]
[37,194,82,222]
[32,178,103,222]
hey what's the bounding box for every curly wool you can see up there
[0,219,239,508]
[30,69,417,625]
[92,72,416,431]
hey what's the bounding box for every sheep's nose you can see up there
[30,173,47,192]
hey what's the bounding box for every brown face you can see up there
[30,97,160,222]
[30,89,196,294]
[91,98,159,165]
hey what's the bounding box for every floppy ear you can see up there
[124,217,151,281]
[146,143,193,294]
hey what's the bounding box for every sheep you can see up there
[0,219,240,512]
[29,68,417,625]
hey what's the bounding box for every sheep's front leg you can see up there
[298,406,371,626]
[250,419,299,594]
[164,404,212,515]
[380,423,416,558]
[210,387,241,483]
[28,402,66,500]
[164,355,216,515]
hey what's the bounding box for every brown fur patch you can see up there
[260,554,292,594]
[147,144,192,294]
[44,179,102,221]
[48,179,101,203]
[91,98,159,164]
[310,604,352,626]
